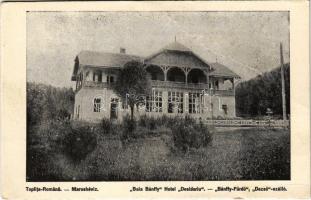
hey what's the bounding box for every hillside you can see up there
[235,63,290,118]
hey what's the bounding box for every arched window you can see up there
[94,98,101,112]
[188,68,207,84]
[146,65,164,81]
[167,67,186,82]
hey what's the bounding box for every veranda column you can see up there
[185,73,188,84]
[206,74,210,90]
[184,67,190,84]
[161,65,169,82]
[102,71,107,83]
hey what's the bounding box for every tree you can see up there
[114,61,151,120]
[27,82,75,125]
[235,63,290,118]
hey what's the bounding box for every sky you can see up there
[27,12,289,88]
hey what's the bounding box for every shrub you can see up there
[138,115,148,128]
[121,114,137,141]
[27,120,74,181]
[157,115,181,129]
[101,118,112,135]
[63,126,97,162]
[185,114,196,124]
[27,145,63,181]
[171,117,213,152]
[148,117,157,130]
[138,115,157,130]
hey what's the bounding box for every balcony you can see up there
[151,80,234,96]
[212,89,234,96]
[83,81,114,88]
[151,80,208,90]
[80,80,234,96]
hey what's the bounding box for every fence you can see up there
[204,119,290,128]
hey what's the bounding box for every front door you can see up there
[110,98,119,119]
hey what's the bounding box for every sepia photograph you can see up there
[26,11,290,182]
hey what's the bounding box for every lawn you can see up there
[30,125,289,181]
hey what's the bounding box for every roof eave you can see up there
[209,74,241,79]
[145,49,211,70]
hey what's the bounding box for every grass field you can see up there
[40,126,289,181]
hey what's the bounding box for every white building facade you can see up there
[71,42,240,122]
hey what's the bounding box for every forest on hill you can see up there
[235,63,290,118]
[27,82,75,126]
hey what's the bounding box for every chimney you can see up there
[120,48,126,54]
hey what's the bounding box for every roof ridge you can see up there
[163,41,192,52]
[78,50,142,59]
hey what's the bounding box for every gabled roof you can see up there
[71,51,142,81]
[72,43,241,81]
[209,62,240,78]
[77,50,142,67]
[162,41,192,52]
[145,41,211,70]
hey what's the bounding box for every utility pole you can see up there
[280,43,287,120]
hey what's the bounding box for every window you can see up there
[93,71,102,82]
[215,80,219,89]
[94,98,101,112]
[146,90,162,112]
[168,91,183,113]
[222,104,228,115]
[189,93,204,114]
[107,76,114,83]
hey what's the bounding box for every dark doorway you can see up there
[110,98,119,119]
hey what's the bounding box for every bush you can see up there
[63,126,97,163]
[157,115,181,129]
[138,115,148,127]
[138,115,157,130]
[149,117,157,130]
[101,118,112,134]
[27,120,74,181]
[27,145,63,181]
[171,117,213,152]
[121,115,137,141]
